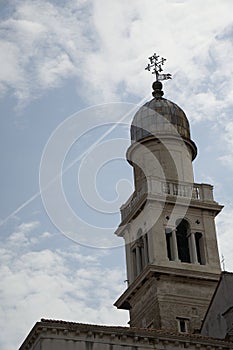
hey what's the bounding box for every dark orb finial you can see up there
[152,81,164,99]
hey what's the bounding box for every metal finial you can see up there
[145,53,172,82]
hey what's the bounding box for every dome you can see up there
[131,97,191,142]
[130,81,197,160]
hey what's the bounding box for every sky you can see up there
[1,0,233,349]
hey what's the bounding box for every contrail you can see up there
[0,95,149,228]
[1,192,41,226]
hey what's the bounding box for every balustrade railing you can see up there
[121,179,213,221]
[162,181,201,200]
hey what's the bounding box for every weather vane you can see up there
[145,53,172,81]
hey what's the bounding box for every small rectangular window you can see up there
[177,318,189,333]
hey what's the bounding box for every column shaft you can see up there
[143,235,149,265]
[136,246,141,275]
[172,230,179,261]
[190,232,198,264]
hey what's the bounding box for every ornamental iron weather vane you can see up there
[145,53,172,81]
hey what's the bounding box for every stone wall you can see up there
[19,320,233,350]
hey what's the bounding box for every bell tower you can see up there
[114,54,223,333]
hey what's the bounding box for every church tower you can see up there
[114,54,223,333]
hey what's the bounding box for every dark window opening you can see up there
[179,319,187,332]
[177,318,189,333]
[195,232,205,265]
[165,229,172,260]
[176,219,190,263]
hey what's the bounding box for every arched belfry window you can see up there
[165,220,206,265]
[176,219,191,263]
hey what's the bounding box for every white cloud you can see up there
[7,221,40,247]
[2,251,127,349]
[38,53,74,86]
[0,0,90,106]
[18,221,40,233]
[0,220,127,350]
[40,231,53,238]
[0,40,21,87]
[217,120,233,171]
[1,0,233,110]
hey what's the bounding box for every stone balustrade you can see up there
[120,178,214,221]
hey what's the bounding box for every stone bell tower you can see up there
[114,54,223,333]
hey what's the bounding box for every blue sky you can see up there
[1,1,233,349]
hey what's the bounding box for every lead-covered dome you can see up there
[130,81,197,160]
[131,81,190,142]
[131,97,190,142]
